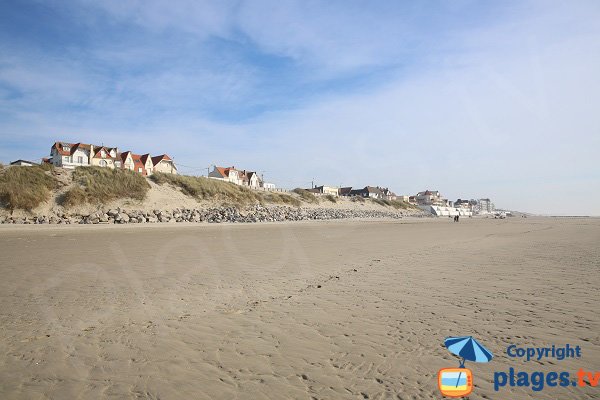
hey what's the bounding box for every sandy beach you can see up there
[0,217,598,399]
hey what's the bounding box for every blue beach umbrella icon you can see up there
[444,336,493,388]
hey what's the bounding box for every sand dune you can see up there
[0,218,599,399]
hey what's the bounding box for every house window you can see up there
[138,168,142,173]
[77,156,83,164]
[99,160,107,167]
[63,146,70,151]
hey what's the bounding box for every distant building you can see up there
[338,187,353,196]
[208,166,262,188]
[307,185,339,197]
[10,160,38,166]
[350,186,385,199]
[454,199,472,210]
[416,190,442,205]
[380,187,397,200]
[475,198,494,214]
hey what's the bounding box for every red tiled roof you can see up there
[51,142,73,156]
[213,166,232,178]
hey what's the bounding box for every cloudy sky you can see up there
[1,1,599,215]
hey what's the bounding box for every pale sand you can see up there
[0,218,598,399]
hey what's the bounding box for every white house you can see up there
[50,142,93,169]
[48,141,177,175]
[151,154,178,174]
[209,166,262,188]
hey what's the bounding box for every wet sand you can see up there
[0,218,599,399]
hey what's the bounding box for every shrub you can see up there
[351,195,365,203]
[60,186,88,208]
[62,166,150,207]
[0,165,57,210]
[324,194,337,203]
[292,188,319,203]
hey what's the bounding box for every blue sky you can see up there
[1,0,599,215]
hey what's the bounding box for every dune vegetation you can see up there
[292,188,319,204]
[62,166,150,207]
[151,172,301,206]
[370,198,414,210]
[0,165,57,211]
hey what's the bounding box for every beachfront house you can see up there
[338,187,353,196]
[307,185,339,197]
[90,146,122,169]
[350,186,385,199]
[50,142,93,169]
[48,141,176,175]
[151,154,178,174]
[209,166,262,188]
[455,199,478,212]
[415,190,451,206]
[380,187,397,200]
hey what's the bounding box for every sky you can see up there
[0,0,599,215]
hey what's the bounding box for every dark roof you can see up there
[151,154,172,166]
[339,187,353,195]
[10,159,38,165]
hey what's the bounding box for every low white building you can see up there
[419,205,472,217]
[10,160,38,166]
[308,185,339,197]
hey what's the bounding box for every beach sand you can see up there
[0,217,598,399]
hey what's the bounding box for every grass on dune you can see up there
[151,173,260,203]
[0,165,57,210]
[152,173,302,206]
[370,198,414,209]
[62,166,150,207]
[292,188,319,204]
